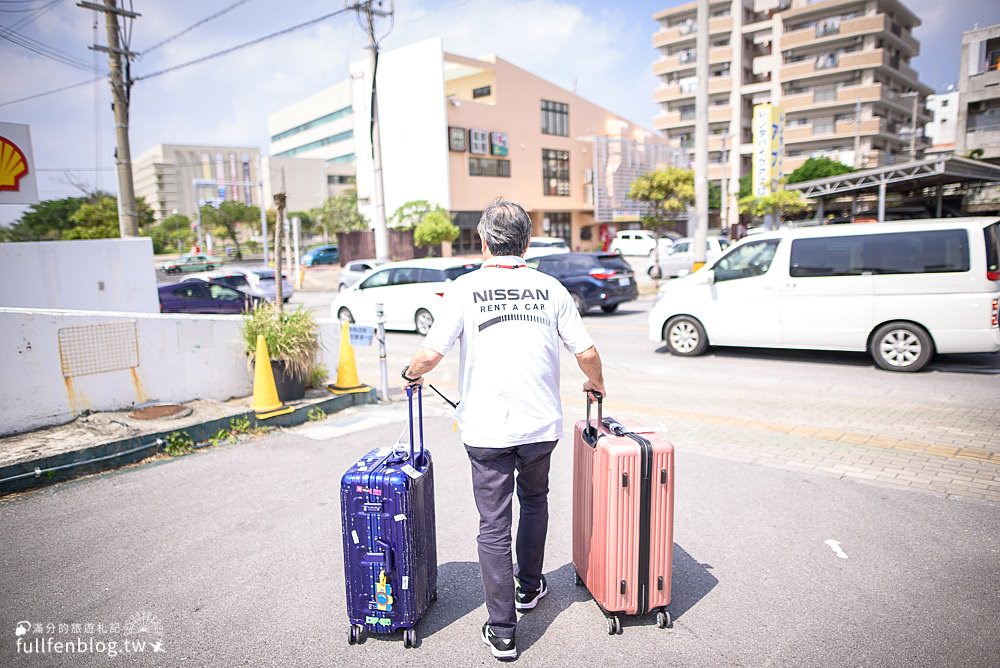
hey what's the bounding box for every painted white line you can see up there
[825,539,849,559]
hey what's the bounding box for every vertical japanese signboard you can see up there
[0,122,39,205]
[752,104,785,197]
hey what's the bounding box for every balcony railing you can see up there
[815,53,840,70]
[815,20,840,37]
[679,50,696,64]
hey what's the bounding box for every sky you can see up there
[2,0,999,225]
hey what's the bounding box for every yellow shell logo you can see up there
[0,135,29,192]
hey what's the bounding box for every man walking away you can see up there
[402,198,605,660]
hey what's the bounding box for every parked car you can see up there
[523,236,571,260]
[331,258,481,334]
[339,258,388,291]
[527,252,638,315]
[302,244,339,267]
[159,254,223,275]
[609,229,679,256]
[648,217,1000,372]
[182,267,294,302]
[647,236,730,278]
[158,281,259,314]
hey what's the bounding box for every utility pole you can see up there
[901,91,920,161]
[853,97,862,168]
[349,1,394,262]
[719,130,729,235]
[79,0,139,237]
[692,0,709,270]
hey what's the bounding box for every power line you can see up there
[0,75,102,108]
[133,6,354,82]
[140,0,253,56]
[0,24,98,71]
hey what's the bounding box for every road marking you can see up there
[825,539,848,559]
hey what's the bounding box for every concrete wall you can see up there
[0,238,159,313]
[0,307,344,436]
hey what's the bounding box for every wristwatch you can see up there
[401,365,422,382]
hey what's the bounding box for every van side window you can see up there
[986,224,999,274]
[714,240,780,281]
[791,230,970,277]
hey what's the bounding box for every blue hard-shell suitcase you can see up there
[341,386,437,648]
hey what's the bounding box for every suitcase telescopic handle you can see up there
[584,390,603,446]
[405,385,425,468]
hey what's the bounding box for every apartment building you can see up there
[955,23,1000,163]
[350,38,675,254]
[652,0,932,217]
[132,144,261,222]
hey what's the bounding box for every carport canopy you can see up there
[786,154,1000,222]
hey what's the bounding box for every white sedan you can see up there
[523,236,570,260]
[647,236,730,278]
[331,258,480,334]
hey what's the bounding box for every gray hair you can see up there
[477,198,532,257]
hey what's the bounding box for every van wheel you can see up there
[338,307,354,323]
[870,322,933,372]
[664,316,708,356]
[415,309,434,335]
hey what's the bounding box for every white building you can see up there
[925,91,959,151]
[267,79,355,165]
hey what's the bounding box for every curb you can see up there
[0,389,378,497]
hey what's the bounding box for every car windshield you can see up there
[531,239,567,248]
[596,254,632,271]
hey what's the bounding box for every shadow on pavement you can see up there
[557,543,717,635]
[517,562,592,654]
[416,561,485,642]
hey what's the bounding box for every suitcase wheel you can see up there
[402,627,418,648]
[606,616,622,635]
[656,610,673,630]
[348,624,363,645]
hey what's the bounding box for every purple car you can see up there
[158,280,260,314]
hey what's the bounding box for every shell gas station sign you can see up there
[0,122,39,205]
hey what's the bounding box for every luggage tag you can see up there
[400,464,422,479]
[375,570,394,612]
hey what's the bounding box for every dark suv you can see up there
[528,253,638,314]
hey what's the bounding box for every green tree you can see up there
[200,200,260,260]
[63,195,155,240]
[739,189,812,220]
[289,210,316,238]
[389,200,448,230]
[146,213,194,254]
[738,174,752,199]
[786,156,854,184]
[413,210,459,256]
[314,189,369,235]
[1,195,87,241]
[628,168,694,274]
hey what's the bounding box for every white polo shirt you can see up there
[422,256,595,448]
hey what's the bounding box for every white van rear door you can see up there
[782,236,873,350]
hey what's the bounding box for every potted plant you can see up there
[241,302,322,402]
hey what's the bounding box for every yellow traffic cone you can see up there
[327,319,369,395]
[252,334,294,419]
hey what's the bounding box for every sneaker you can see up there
[481,623,517,660]
[514,575,548,611]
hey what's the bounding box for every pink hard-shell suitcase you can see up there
[572,393,674,634]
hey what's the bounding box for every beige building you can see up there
[352,38,676,255]
[132,143,262,222]
[652,0,932,211]
[955,23,1000,163]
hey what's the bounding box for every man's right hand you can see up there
[583,380,605,400]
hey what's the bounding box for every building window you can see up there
[327,174,356,185]
[452,211,482,255]
[542,149,570,196]
[270,106,352,143]
[472,85,491,98]
[469,157,511,177]
[274,130,353,158]
[541,100,569,136]
[470,128,489,154]
[546,212,572,243]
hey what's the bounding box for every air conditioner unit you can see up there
[584,168,594,183]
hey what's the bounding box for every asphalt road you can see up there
[1,405,997,667]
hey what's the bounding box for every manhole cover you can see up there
[128,404,192,420]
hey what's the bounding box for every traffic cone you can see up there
[327,319,369,395]
[251,334,294,419]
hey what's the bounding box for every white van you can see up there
[648,218,1000,372]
